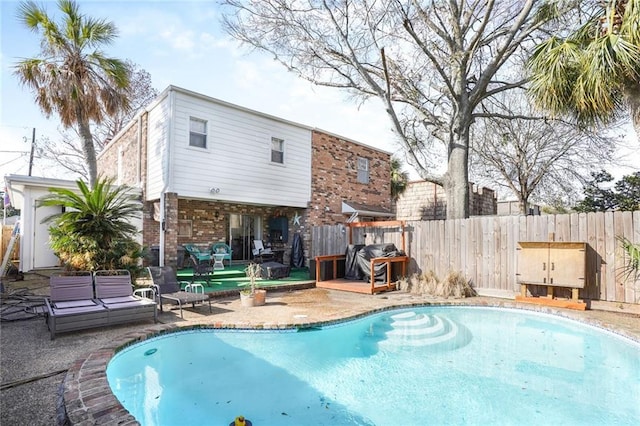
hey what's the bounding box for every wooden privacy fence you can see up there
[311,211,640,304]
[1,225,18,265]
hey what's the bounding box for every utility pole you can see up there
[28,127,35,176]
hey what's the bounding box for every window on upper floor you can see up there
[189,117,207,149]
[271,137,284,164]
[357,157,369,184]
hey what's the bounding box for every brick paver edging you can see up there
[61,300,640,425]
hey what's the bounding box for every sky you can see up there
[0,0,405,181]
[1,0,638,196]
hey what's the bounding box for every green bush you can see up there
[40,177,144,277]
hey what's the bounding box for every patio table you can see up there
[212,253,226,270]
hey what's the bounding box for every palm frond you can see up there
[528,37,582,115]
[622,0,640,46]
[39,177,143,272]
[618,236,640,281]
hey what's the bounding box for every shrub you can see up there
[399,270,476,298]
[39,177,144,277]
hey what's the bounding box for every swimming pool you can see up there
[107,307,640,425]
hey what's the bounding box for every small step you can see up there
[380,311,463,349]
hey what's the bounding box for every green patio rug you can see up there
[175,265,313,294]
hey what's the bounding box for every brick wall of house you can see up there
[142,200,159,256]
[164,193,179,267]
[395,181,496,220]
[308,130,391,226]
[142,198,308,266]
[97,112,148,186]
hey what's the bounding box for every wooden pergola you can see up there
[315,220,409,294]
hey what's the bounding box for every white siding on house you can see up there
[164,90,312,207]
[146,93,171,200]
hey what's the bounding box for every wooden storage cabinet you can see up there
[517,242,587,288]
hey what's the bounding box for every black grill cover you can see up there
[344,244,366,280]
[356,243,399,282]
[290,233,304,268]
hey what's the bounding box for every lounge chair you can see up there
[94,270,157,325]
[44,272,107,340]
[147,266,212,318]
[253,240,275,263]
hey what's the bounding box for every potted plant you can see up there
[239,263,266,307]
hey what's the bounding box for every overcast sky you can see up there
[1,0,407,181]
[1,0,637,192]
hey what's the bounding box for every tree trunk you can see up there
[444,127,470,219]
[518,198,529,215]
[625,82,640,140]
[76,115,98,187]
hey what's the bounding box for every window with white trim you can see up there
[189,117,207,148]
[357,157,369,184]
[271,137,284,164]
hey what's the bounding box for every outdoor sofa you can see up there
[45,271,156,340]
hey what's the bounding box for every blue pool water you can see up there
[107,307,640,425]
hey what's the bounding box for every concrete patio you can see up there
[1,272,639,425]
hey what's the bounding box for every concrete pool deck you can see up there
[1,274,639,425]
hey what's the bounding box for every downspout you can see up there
[136,114,142,186]
[159,89,175,267]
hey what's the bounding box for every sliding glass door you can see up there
[229,214,262,262]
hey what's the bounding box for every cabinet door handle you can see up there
[543,262,546,271]
[551,262,555,271]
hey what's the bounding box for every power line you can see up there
[0,154,28,168]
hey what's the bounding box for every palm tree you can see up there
[528,0,640,137]
[13,0,130,186]
[391,157,410,201]
[39,177,143,273]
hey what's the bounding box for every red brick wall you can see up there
[143,198,305,265]
[309,130,391,226]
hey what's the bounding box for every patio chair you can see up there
[183,243,212,264]
[253,240,275,263]
[44,272,107,340]
[189,254,214,283]
[147,266,212,318]
[94,270,157,325]
[210,242,233,266]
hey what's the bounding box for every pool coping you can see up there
[61,299,640,425]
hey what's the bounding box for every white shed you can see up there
[4,175,142,272]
